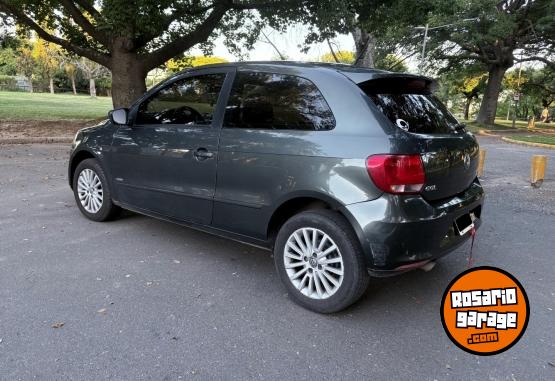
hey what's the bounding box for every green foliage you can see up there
[423,0,555,70]
[375,54,409,72]
[436,64,488,118]
[0,33,21,49]
[0,0,324,69]
[0,0,333,106]
[520,67,555,107]
[0,74,17,89]
[15,44,35,79]
[0,47,17,75]
[502,66,555,119]
[31,38,60,80]
[320,50,355,64]
[503,70,526,93]
[166,55,228,73]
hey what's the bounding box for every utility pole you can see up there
[512,64,523,129]
[419,24,429,74]
[415,18,479,74]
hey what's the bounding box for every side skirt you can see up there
[114,200,273,252]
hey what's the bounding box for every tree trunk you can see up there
[89,78,97,98]
[110,51,147,108]
[71,75,77,95]
[352,27,375,68]
[464,97,472,120]
[27,77,33,93]
[476,65,508,125]
[49,77,54,94]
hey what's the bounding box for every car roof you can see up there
[182,61,425,83]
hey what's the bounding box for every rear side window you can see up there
[361,78,460,134]
[224,72,335,131]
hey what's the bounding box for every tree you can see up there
[351,27,376,67]
[74,57,109,98]
[375,53,409,73]
[0,29,19,75]
[313,0,554,124]
[320,50,355,64]
[528,68,555,109]
[441,65,488,120]
[301,1,435,69]
[423,0,555,125]
[0,0,320,108]
[15,44,34,92]
[517,67,555,118]
[32,38,60,93]
[0,47,17,75]
[301,2,378,67]
[166,55,228,73]
[458,74,487,120]
[63,61,77,94]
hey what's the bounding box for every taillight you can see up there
[366,154,425,194]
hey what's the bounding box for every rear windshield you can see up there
[360,78,460,134]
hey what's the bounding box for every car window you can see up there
[136,73,226,125]
[224,72,335,131]
[359,78,459,134]
[367,93,460,134]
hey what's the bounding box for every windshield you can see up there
[367,93,460,134]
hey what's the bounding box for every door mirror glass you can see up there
[109,108,129,125]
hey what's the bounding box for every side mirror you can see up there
[109,108,129,125]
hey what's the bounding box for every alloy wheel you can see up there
[77,168,103,214]
[283,227,344,300]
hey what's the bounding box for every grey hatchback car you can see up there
[69,62,484,313]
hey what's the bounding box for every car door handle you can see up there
[194,148,214,159]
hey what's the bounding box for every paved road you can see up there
[0,137,554,380]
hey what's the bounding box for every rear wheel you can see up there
[73,158,120,222]
[274,210,369,313]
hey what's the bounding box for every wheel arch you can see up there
[68,149,97,189]
[266,192,351,245]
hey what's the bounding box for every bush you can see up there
[0,74,17,90]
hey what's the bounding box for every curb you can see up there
[0,136,73,145]
[501,136,555,150]
[477,128,531,136]
[478,129,499,137]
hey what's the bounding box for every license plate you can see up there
[455,212,476,236]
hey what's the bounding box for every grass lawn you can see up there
[504,134,555,146]
[494,119,555,130]
[466,121,515,133]
[465,118,555,133]
[0,91,113,120]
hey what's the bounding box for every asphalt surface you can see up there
[0,136,554,380]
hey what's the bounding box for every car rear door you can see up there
[110,67,234,224]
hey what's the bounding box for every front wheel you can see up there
[73,158,120,222]
[274,210,369,313]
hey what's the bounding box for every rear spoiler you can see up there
[340,71,438,94]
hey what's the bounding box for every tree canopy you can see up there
[0,0,327,107]
[420,0,555,124]
[331,0,555,124]
[166,55,228,73]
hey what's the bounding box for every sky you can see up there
[193,25,356,62]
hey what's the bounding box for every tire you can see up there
[274,209,369,313]
[73,158,120,222]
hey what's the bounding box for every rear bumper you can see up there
[341,179,484,274]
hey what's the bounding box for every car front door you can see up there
[110,68,233,225]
